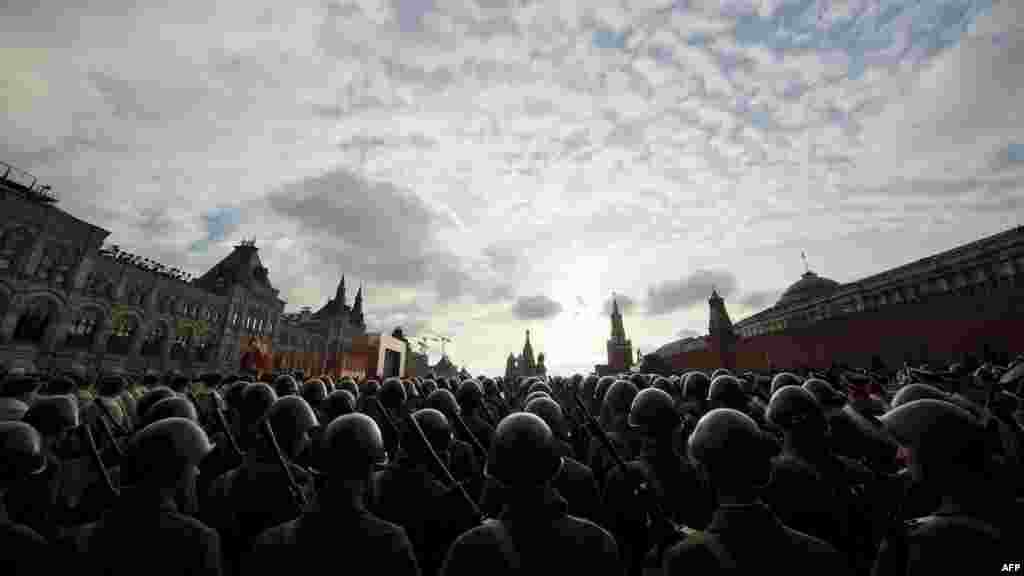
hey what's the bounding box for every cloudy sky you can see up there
[2,0,1022,375]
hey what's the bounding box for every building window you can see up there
[106,315,138,355]
[65,309,99,349]
[141,324,165,357]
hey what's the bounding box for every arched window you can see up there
[65,308,100,349]
[13,298,57,343]
[141,324,165,357]
[106,315,138,355]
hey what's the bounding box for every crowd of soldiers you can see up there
[1,357,1022,575]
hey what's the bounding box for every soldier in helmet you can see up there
[273,374,299,398]
[680,372,711,431]
[763,386,876,572]
[809,378,898,473]
[663,409,851,576]
[300,379,328,418]
[373,408,474,576]
[425,389,483,499]
[491,396,602,523]
[205,389,318,576]
[589,380,641,491]
[0,369,43,421]
[69,418,222,576]
[441,412,622,576]
[247,414,419,575]
[456,380,494,452]
[603,388,712,576]
[321,389,356,421]
[873,399,1019,575]
[1,421,51,574]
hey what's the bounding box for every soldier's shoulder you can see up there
[254,518,299,545]
[561,456,593,477]
[565,514,616,542]
[782,525,846,557]
[164,508,219,538]
[0,519,48,545]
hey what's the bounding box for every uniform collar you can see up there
[499,485,568,522]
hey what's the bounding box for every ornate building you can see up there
[0,161,370,378]
[505,330,546,381]
[595,295,633,376]
[652,226,1024,372]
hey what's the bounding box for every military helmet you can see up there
[766,386,826,431]
[603,380,639,417]
[404,379,420,400]
[23,395,79,438]
[481,378,499,397]
[301,379,328,408]
[200,373,223,389]
[582,375,599,400]
[338,377,359,399]
[420,379,437,397]
[651,376,673,395]
[136,387,178,423]
[880,399,986,479]
[628,387,680,437]
[770,372,803,396]
[321,390,356,421]
[0,421,47,485]
[320,375,335,394]
[425,389,461,423]
[708,375,746,409]
[240,382,278,424]
[379,378,407,410]
[683,371,711,402]
[802,378,847,409]
[97,374,127,397]
[412,408,453,455]
[711,368,733,380]
[320,413,388,478]
[630,373,648,391]
[594,376,616,403]
[891,383,948,409]
[485,412,563,488]
[688,408,773,488]
[456,379,484,409]
[525,396,567,440]
[527,381,552,397]
[525,390,551,405]
[273,374,299,398]
[266,396,319,447]
[223,381,249,413]
[169,374,190,393]
[129,417,213,484]
[142,372,161,388]
[143,396,199,428]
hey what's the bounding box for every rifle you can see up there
[94,396,131,437]
[260,418,309,515]
[77,423,119,501]
[92,407,125,463]
[450,407,489,466]
[209,391,244,463]
[373,398,485,524]
[570,388,690,555]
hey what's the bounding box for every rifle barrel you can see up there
[260,419,308,513]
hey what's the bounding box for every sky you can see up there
[2,0,1022,376]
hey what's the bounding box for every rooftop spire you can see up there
[801,251,809,274]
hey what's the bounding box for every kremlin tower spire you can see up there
[607,292,633,371]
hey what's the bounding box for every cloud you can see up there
[602,294,637,315]
[512,295,564,320]
[738,290,778,310]
[645,270,738,316]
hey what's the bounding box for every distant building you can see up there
[595,295,633,376]
[505,330,546,381]
[0,160,370,379]
[651,227,1024,372]
[353,332,406,379]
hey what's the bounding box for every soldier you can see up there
[662,409,851,576]
[373,408,473,576]
[321,389,356,421]
[603,388,712,576]
[300,379,328,417]
[441,412,622,576]
[69,418,222,576]
[424,388,483,497]
[589,380,641,490]
[763,386,876,572]
[0,421,50,574]
[873,399,1018,575]
[14,397,81,539]
[770,372,803,396]
[806,378,897,473]
[456,380,494,451]
[510,396,601,522]
[248,413,419,574]
[141,396,199,428]
[136,387,179,427]
[680,372,711,426]
[273,374,299,398]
